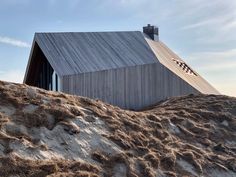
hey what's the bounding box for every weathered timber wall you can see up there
[62,63,199,110]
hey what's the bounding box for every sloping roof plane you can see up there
[34,31,159,76]
[145,38,220,94]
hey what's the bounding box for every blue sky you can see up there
[0,0,235,96]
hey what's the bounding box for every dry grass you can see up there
[0,155,100,177]
[0,80,236,176]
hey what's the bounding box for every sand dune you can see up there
[0,80,235,177]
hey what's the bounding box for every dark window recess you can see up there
[36,57,54,90]
[25,42,54,90]
[55,74,58,91]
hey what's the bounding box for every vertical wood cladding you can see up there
[62,63,198,110]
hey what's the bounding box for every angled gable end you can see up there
[145,38,220,95]
[24,35,61,91]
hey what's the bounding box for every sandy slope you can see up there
[0,80,235,177]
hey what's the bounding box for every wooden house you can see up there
[24,24,219,110]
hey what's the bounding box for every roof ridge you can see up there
[35,31,141,34]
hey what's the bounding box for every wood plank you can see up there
[62,63,198,110]
[34,31,158,76]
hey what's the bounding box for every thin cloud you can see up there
[0,36,30,48]
[199,61,236,71]
[186,48,236,72]
[0,70,24,83]
[223,20,236,31]
[181,19,213,30]
[186,48,236,96]
[213,83,236,97]
[181,12,235,31]
[188,49,236,61]
[119,0,145,5]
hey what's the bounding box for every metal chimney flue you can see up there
[143,24,159,41]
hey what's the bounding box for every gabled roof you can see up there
[33,31,158,76]
[24,30,219,95]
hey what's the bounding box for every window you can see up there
[52,71,61,91]
[172,58,197,76]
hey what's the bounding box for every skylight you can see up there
[172,58,197,76]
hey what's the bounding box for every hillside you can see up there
[0,80,235,177]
